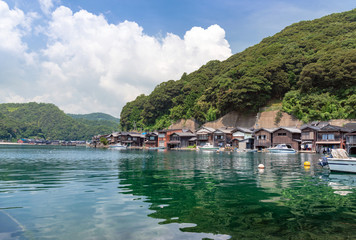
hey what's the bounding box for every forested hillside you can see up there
[68,113,119,130]
[120,9,356,130]
[0,103,119,141]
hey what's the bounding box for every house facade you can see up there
[315,125,350,153]
[213,127,235,147]
[196,127,215,146]
[300,126,319,152]
[254,128,276,150]
[168,132,196,148]
[272,127,301,151]
[157,129,185,148]
[144,132,158,148]
[231,127,254,149]
[345,131,356,155]
[120,132,144,147]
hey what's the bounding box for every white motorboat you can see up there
[109,143,127,150]
[319,149,356,173]
[267,144,296,153]
[199,143,219,151]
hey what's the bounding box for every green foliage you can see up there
[100,137,108,145]
[274,110,283,125]
[0,102,118,140]
[120,9,356,129]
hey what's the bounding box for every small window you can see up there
[278,132,287,136]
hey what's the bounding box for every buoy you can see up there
[258,164,265,169]
[304,161,311,166]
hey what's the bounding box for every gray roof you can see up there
[171,132,196,137]
[343,123,356,131]
[253,128,278,133]
[232,127,253,134]
[197,127,215,134]
[215,127,236,134]
[274,127,301,134]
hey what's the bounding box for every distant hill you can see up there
[68,113,120,123]
[120,9,356,130]
[68,113,120,131]
[0,103,118,141]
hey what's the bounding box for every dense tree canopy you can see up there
[119,9,356,130]
[0,103,119,141]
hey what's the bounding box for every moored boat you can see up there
[109,143,127,150]
[267,144,296,153]
[199,143,219,151]
[319,149,356,173]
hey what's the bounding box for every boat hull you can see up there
[327,159,356,173]
[109,145,127,150]
[199,147,219,151]
[267,149,296,153]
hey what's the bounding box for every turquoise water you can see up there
[0,145,355,240]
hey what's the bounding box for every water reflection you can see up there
[117,151,356,239]
[0,146,355,239]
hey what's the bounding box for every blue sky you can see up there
[0,0,355,116]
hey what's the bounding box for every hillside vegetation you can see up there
[0,103,119,141]
[120,9,356,130]
[68,113,120,130]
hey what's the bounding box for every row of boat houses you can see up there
[92,122,356,154]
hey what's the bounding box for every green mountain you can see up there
[68,113,120,131]
[0,102,118,141]
[68,113,120,123]
[120,9,356,130]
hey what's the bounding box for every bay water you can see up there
[0,145,355,240]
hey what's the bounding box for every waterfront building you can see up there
[144,132,158,148]
[212,127,235,147]
[315,125,350,153]
[157,129,187,148]
[167,132,196,148]
[253,128,277,150]
[196,127,215,147]
[231,127,254,149]
[271,127,301,151]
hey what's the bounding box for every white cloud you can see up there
[0,2,232,117]
[0,0,29,53]
[38,6,231,116]
[38,0,54,15]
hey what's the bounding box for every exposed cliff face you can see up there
[169,110,303,130]
[255,110,302,129]
[203,111,257,129]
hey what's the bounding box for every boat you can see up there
[108,143,127,150]
[319,149,356,173]
[147,147,165,150]
[199,143,219,151]
[244,149,257,153]
[267,144,296,153]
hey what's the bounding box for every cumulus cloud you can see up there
[38,0,54,15]
[0,2,232,117]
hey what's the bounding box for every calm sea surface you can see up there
[0,145,355,240]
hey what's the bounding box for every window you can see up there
[302,132,311,139]
[149,136,155,141]
[198,134,208,140]
[159,141,165,147]
[278,132,286,136]
[257,135,266,140]
[132,137,137,141]
[322,134,335,140]
[158,134,165,138]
